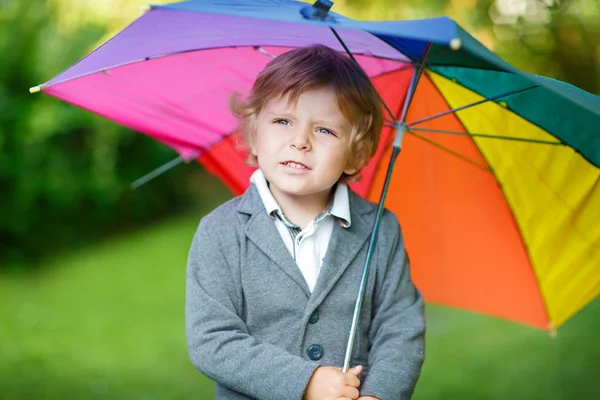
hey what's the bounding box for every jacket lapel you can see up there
[309,191,375,308]
[237,186,311,297]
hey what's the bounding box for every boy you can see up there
[186,44,425,400]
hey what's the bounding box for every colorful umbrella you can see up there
[31,0,599,335]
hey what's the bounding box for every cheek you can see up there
[325,148,352,170]
[249,124,266,155]
[251,132,277,157]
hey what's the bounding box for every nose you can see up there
[290,126,312,152]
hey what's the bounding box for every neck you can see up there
[269,188,332,229]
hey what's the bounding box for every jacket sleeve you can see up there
[185,216,319,400]
[359,211,426,400]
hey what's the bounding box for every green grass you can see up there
[0,212,215,400]
[1,209,598,400]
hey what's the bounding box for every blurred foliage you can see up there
[0,0,201,267]
[1,0,599,267]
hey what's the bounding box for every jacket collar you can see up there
[237,182,376,301]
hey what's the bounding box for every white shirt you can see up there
[250,169,351,292]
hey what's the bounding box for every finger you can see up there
[348,365,363,376]
[344,372,360,387]
[341,385,360,400]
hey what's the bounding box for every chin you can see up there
[274,185,309,196]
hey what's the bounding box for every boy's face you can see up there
[251,86,357,204]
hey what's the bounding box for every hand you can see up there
[304,365,363,400]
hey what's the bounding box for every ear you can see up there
[249,139,258,156]
[343,163,358,176]
[343,152,361,176]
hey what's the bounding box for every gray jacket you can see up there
[186,185,425,400]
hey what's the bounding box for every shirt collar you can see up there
[249,169,351,228]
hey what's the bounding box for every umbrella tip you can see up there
[29,85,43,94]
[140,4,152,12]
[450,38,462,50]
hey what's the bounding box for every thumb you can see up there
[347,365,363,376]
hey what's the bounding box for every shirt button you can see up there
[308,310,319,324]
[307,344,324,361]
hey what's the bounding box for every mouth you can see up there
[281,161,311,170]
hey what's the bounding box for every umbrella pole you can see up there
[341,43,431,373]
[341,136,402,373]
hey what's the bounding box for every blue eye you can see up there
[317,128,335,136]
[273,119,291,126]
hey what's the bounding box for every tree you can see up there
[0,0,198,266]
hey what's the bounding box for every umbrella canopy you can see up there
[33,0,600,331]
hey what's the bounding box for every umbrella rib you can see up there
[398,43,432,125]
[130,155,188,189]
[330,27,398,123]
[406,130,492,172]
[254,46,276,59]
[410,127,564,146]
[39,43,410,90]
[384,118,395,127]
[408,85,539,126]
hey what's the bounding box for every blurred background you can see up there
[1,0,598,399]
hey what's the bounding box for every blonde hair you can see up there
[230,44,383,182]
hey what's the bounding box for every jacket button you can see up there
[307,344,324,361]
[308,310,319,324]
